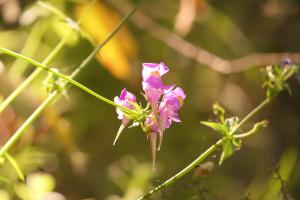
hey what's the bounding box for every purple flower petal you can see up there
[142,63,174,110]
[142,62,169,81]
[114,88,136,124]
[144,87,186,152]
[113,88,137,145]
[119,88,136,102]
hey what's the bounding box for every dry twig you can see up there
[108,0,300,74]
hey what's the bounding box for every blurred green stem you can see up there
[230,98,270,135]
[0,0,142,157]
[0,47,135,113]
[138,139,224,200]
[9,20,47,78]
[138,98,271,200]
[0,33,70,114]
[0,0,97,114]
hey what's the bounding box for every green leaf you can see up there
[201,121,228,136]
[219,139,234,165]
[212,102,225,123]
[4,153,25,181]
[262,64,299,100]
[232,137,242,148]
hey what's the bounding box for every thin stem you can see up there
[138,139,224,200]
[0,30,72,113]
[0,68,42,113]
[230,98,270,135]
[139,98,271,199]
[69,0,142,79]
[0,92,58,157]
[0,0,97,114]
[0,0,142,157]
[234,120,268,139]
[0,47,136,114]
[9,20,47,77]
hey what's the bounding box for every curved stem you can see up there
[0,0,142,157]
[0,47,135,114]
[234,120,268,139]
[138,139,224,200]
[0,0,97,114]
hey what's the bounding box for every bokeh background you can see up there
[0,0,300,199]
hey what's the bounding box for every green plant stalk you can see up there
[0,47,136,115]
[234,120,268,139]
[0,0,97,114]
[138,98,271,199]
[138,139,224,200]
[0,92,58,157]
[230,98,270,135]
[0,0,142,157]
[9,20,48,78]
[0,32,70,114]
[37,0,96,45]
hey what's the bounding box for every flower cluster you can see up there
[114,62,186,166]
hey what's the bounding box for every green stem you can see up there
[0,47,135,114]
[0,0,97,114]
[138,98,271,199]
[234,120,268,139]
[230,98,270,135]
[138,139,224,200]
[0,0,142,157]
[0,31,70,113]
[9,20,47,78]
[0,92,58,157]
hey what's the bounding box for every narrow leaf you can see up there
[201,121,228,136]
[4,153,25,181]
[219,139,233,165]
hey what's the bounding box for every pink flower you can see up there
[142,62,173,111]
[113,62,186,169]
[145,86,186,168]
[159,87,186,126]
[142,62,169,80]
[113,88,136,145]
[146,87,186,143]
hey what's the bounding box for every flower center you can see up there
[151,71,160,77]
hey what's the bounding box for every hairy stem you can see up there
[0,0,142,157]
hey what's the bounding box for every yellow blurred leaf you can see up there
[75,1,137,80]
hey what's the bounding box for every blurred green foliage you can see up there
[0,0,300,199]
